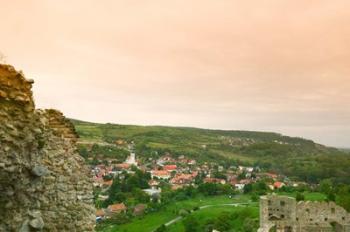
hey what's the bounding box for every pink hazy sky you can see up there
[1,0,350,147]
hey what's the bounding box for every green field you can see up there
[167,205,259,232]
[98,195,252,232]
[97,193,325,232]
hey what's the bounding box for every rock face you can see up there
[0,64,95,231]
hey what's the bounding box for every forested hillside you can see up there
[71,119,350,184]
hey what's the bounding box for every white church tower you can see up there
[125,142,138,166]
[126,152,137,166]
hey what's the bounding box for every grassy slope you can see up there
[72,119,320,160]
[99,195,252,232]
[167,206,259,232]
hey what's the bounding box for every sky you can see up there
[1,0,350,147]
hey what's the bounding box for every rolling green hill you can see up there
[71,119,350,184]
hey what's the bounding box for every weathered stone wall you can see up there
[0,64,95,231]
[258,194,350,232]
[297,201,350,232]
[259,195,296,232]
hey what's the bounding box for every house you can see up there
[229,179,239,186]
[133,204,147,216]
[98,195,108,201]
[96,209,105,217]
[201,165,209,172]
[226,174,238,182]
[218,166,224,172]
[115,139,125,145]
[178,155,189,164]
[157,154,175,165]
[115,163,130,170]
[239,179,252,185]
[239,166,254,173]
[170,174,193,185]
[96,209,105,221]
[203,178,226,185]
[93,177,104,187]
[148,179,160,189]
[235,184,245,191]
[188,159,196,165]
[103,180,113,187]
[151,170,171,180]
[273,181,285,189]
[171,184,183,190]
[163,165,177,172]
[191,171,198,178]
[107,203,127,214]
[142,188,162,197]
[266,172,278,179]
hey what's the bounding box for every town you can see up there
[89,141,304,224]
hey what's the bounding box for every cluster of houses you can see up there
[96,203,148,222]
[92,148,301,221]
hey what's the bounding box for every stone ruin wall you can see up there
[296,201,350,231]
[258,195,350,232]
[0,64,95,231]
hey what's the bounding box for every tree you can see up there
[251,194,259,202]
[254,181,268,195]
[327,191,336,202]
[319,179,333,194]
[338,194,350,212]
[178,209,190,217]
[296,192,305,202]
[198,183,217,196]
[154,224,167,232]
[243,184,253,194]
[78,146,89,159]
[183,215,200,232]
[242,218,258,232]
[214,212,231,231]
[132,189,150,203]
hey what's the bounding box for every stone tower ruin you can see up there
[258,195,350,232]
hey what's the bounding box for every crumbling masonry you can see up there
[258,195,350,232]
[0,64,95,231]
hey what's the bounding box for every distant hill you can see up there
[338,148,350,153]
[71,119,350,184]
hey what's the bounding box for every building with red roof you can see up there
[107,203,127,214]
[163,165,177,172]
[273,181,285,189]
[151,170,171,180]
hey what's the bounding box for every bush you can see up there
[251,194,259,202]
[242,218,259,232]
[179,209,190,217]
[296,192,305,202]
[103,213,130,225]
[154,224,167,232]
[183,215,200,232]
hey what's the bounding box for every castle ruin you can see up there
[258,195,350,232]
[0,64,95,231]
